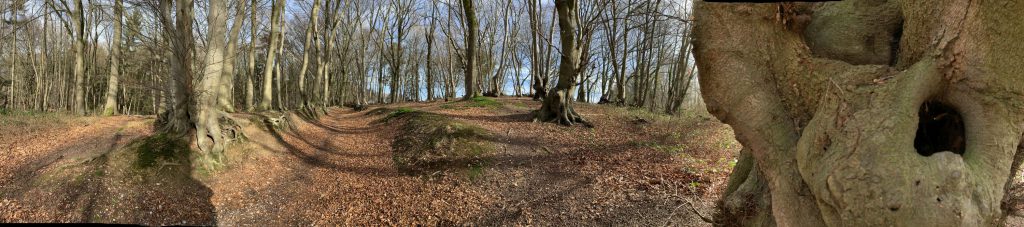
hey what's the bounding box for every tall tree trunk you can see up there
[71,0,86,115]
[158,0,196,135]
[298,0,321,108]
[389,9,405,104]
[245,0,257,111]
[425,1,436,101]
[197,0,229,164]
[534,0,587,127]
[461,0,478,99]
[219,0,248,113]
[696,1,1024,226]
[102,0,123,116]
[259,0,285,111]
[34,13,49,111]
[527,0,545,100]
[274,22,285,109]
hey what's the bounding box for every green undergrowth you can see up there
[440,96,504,110]
[0,110,68,127]
[135,133,190,169]
[368,107,421,123]
[389,111,494,175]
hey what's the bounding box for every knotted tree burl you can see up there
[693,0,1024,226]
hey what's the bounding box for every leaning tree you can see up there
[694,0,1024,226]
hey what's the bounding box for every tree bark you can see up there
[527,0,547,100]
[695,1,1024,226]
[259,0,285,111]
[71,0,86,115]
[461,0,478,100]
[197,0,229,164]
[534,0,588,127]
[245,0,257,111]
[101,0,123,116]
[298,0,321,108]
[219,0,249,113]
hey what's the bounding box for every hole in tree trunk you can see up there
[914,100,966,156]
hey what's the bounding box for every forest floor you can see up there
[0,97,741,226]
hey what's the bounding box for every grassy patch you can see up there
[135,133,189,169]
[0,110,66,126]
[465,161,488,181]
[467,96,503,108]
[632,140,688,156]
[439,103,462,110]
[391,112,493,174]
[370,107,421,123]
[439,97,504,110]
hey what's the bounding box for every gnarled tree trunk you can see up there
[534,0,589,127]
[695,1,1024,226]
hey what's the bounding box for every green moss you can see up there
[439,97,504,110]
[466,161,487,181]
[439,103,462,110]
[467,96,503,108]
[135,133,189,169]
[378,107,420,123]
[391,112,494,173]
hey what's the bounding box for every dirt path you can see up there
[210,98,736,226]
[1,98,739,225]
[0,115,156,222]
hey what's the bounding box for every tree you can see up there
[424,0,437,101]
[297,0,321,108]
[101,0,123,116]
[533,0,588,126]
[694,1,1024,226]
[157,0,196,135]
[196,0,230,164]
[259,0,285,111]
[70,0,86,115]
[245,0,259,111]
[526,0,547,100]
[219,0,250,113]
[460,0,477,99]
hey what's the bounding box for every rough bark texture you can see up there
[534,0,588,127]
[461,0,478,100]
[197,0,229,166]
[694,0,1024,226]
[158,0,196,135]
[71,0,85,115]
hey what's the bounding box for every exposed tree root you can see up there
[533,91,593,127]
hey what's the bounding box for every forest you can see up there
[1,0,1023,226]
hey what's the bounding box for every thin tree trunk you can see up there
[245,0,257,111]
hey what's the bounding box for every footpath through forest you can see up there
[0,97,740,226]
